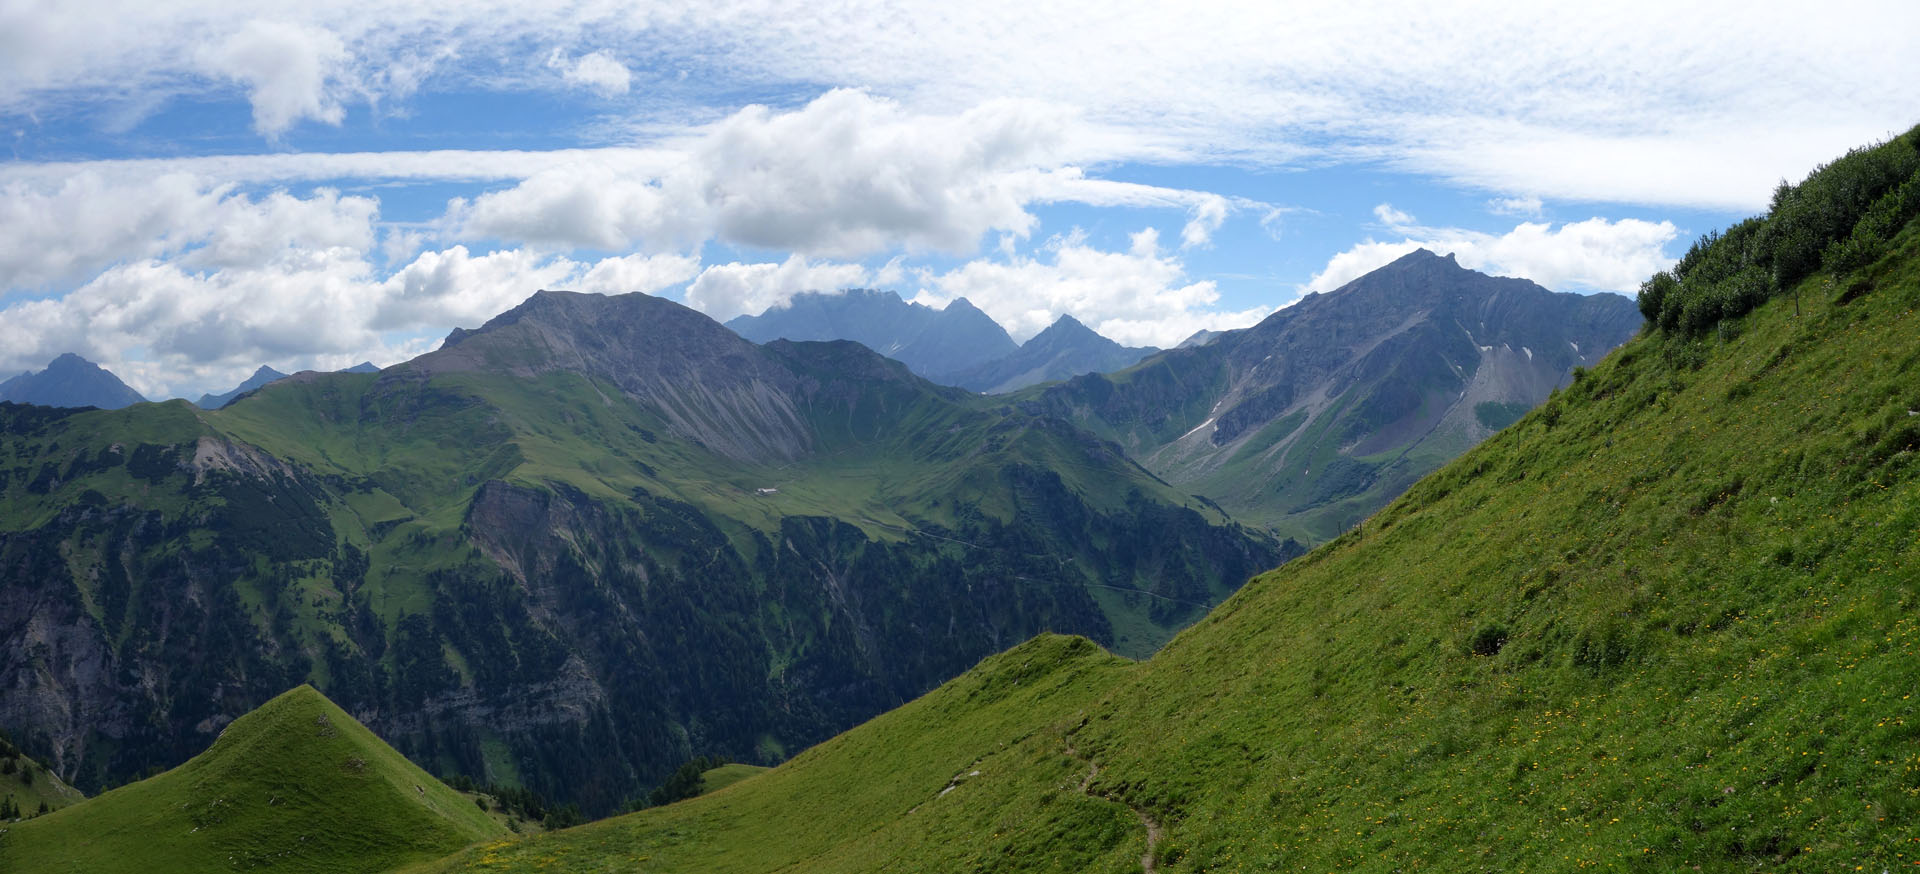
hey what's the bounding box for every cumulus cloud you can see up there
[197,20,353,136]
[574,252,700,295]
[547,49,632,97]
[1305,211,1680,294]
[0,231,700,399]
[0,172,378,291]
[682,256,872,322]
[454,89,1073,258]
[910,230,1270,347]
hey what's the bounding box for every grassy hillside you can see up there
[406,634,1146,874]
[0,735,84,819]
[696,763,769,794]
[415,130,1920,872]
[0,686,505,874]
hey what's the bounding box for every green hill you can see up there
[0,733,84,820]
[0,685,505,874]
[697,763,769,794]
[412,126,1920,873]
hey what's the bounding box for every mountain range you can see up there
[1021,249,1643,540]
[726,289,1018,382]
[726,289,1159,393]
[0,353,147,410]
[0,288,1282,816]
[194,365,290,409]
[945,314,1159,394]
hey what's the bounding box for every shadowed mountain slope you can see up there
[949,314,1159,394]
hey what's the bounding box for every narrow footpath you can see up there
[1063,736,1163,874]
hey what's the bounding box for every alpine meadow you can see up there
[3,4,1918,873]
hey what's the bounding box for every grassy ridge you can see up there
[0,746,84,819]
[695,764,769,794]
[0,686,505,874]
[415,153,1920,872]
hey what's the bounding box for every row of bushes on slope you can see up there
[1638,123,1920,335]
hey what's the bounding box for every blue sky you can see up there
[2,1,1916,398]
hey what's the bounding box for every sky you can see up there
[2,1,1917,399]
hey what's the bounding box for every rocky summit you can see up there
[1024,249,1643,539]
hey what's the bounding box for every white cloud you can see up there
[682,256,871,322]
[574,252,700,295]
[0,231,700,398]
[0,172,378,291]
[1306,216,1680,294]
[1487,195,1544,218]
[548,49,632,97]
[0,149,683,189]
[373,245,582,331]
[1372,203,1416,228]
[1181,195,1229,249]
[197,20,353,137]
[4,3,1913,207]
[910,230,1269,347]
[455,89,1075,258]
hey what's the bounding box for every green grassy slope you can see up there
[0,686,505,874]
[407,634,1143,874]
[696,763,769,794]
[0,741,84,819]
[418,135,1920,872]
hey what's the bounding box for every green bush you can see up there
[1640,125,1920,336]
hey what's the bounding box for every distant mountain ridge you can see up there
[194,365,289,409]
[1022,249,1643,539]
[948,314,1158,394]
[728,289,1159,393]
[726,289,1018,382]
[0,353,146,410]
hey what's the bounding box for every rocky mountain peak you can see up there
[0,353,147,410]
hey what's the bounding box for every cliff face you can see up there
[0,291,1282,814]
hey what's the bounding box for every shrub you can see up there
[1468,623,1509,657]
[1639,125,1920,337]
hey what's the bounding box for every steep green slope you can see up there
[0,686,505,874]
[407,634,1146,874]
[424,130,1920,872]
[695,763,769,794]
[0,733,84,819]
